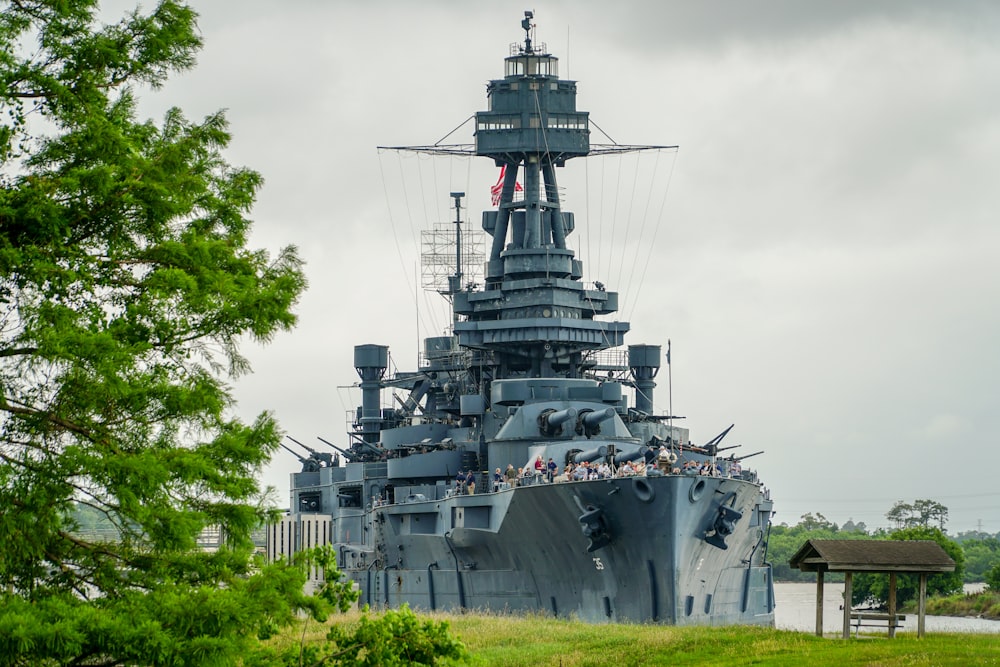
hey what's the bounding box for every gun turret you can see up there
[573,445,608,464]
[538,407,577,437]
[613,445,648,465]
[345,433,387,462]
[578,407,615,437]
[702,424,735,455]
[285,436,334,468]
[317,436,351,464]
[279,441,320,472]
[287,435,318,455]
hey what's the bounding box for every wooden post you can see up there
[816,570,825,637]
[918,573,927,638]
[888,572,897,639]
[842,571,852,639]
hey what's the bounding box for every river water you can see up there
[774,582,1000,634]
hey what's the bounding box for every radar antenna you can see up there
[521,11,534,53]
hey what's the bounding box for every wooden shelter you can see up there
[789,539,956,639]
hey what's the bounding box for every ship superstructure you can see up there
[268,12,775,626]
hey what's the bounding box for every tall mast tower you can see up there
[452,12,628,379]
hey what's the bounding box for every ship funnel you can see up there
[354,344,388,444]
[628,345,661,414]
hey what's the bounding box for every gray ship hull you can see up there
[340,474,773,625]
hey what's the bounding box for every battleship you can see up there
[267,12,776,626]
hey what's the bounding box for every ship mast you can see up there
[447,191,465,332]
[450,12,626,380]
[380,13,674,387]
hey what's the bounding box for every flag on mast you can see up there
[491,165,523,206]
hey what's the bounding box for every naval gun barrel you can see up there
[317,436,354,461]
[733,450,764,462]
[286,435,317,454]
[545,408,577,427]
[279,441,307,463]
[581,407,615,428]
[279,441,321,472]
[613,445,648,465]
[573,445,608,464]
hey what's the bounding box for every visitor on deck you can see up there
[504,463,517,487]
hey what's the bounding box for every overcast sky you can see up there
[123,1,1000,534]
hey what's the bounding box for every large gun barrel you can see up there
[287,435,318,454]
[545,408,577,427]
[733,450,764,462]
[317,436,354,460]
[538,407,578,435]
[613,445,648,465]
[279,441,307,462]
[280,441,322,472]
[581,407,615,429]
[573,445,608,464]
[286,436,334,467]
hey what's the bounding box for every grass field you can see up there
[272,609,1000,666]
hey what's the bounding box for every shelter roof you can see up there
[789,539,955,574]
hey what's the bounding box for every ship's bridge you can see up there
[505,52,557,78]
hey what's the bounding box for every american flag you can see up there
[490,165,523,206]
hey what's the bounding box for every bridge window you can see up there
[546,114,587,130]
[506,55,559,78]
[477,115,521,131]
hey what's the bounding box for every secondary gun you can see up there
[702,424,735,456]
[279,441,320,473]
[285,436,334,468]
[345,433,387,461]
[317,436,351,463]
[732,450,764,462]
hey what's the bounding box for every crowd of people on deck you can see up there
[452,445,746,495]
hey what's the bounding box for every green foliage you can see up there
[1,1,310,665]
[769,513,868,582]
[986,562,1000,592]
[247,547,467,666]
[886,499,949,530]
[323,605,469,667]
[925,589,1000,619]
[851,527,965,608]
[954,534,1000,582]
[297,545,361,616]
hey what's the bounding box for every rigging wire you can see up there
[623,148,679,321]
[612,149,641,294]
[377,149,417,308]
